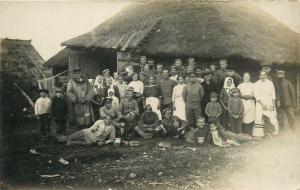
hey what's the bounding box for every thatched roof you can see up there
[62,0,299,65]
[44,47,70,67]
[1,38,49,82]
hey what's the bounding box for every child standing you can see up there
[51,89,68,135]
[228,88,244,134]
[108,89,119,110]
[205,92,222,123]
[35,89,51,143]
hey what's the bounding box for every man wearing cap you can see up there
[119,88,140,118]
[158,70,177,111]
[99,97,119,120]
[260,61,284,110]
[35,89,51,143]
[182,73,205,127]
[160,109,187,137]
[118,88,140,136]
[261,61,273,80]
[184,66,195,83]
[134,104,160,139]
[67,68,95,129]
[212,59,231,92]
[275,70,296,131]
[201,69,217,120]
[209,62,217,75]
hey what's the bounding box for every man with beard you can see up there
[275,70,296,131]
[67,68,95,129]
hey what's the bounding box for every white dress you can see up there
[238,82,256,124]
[172,84,186,121]
[253,79,279,136]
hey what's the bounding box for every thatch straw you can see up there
[1,38,48,81]
[62,0,299,65]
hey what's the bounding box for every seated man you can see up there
[159,108,188,138]
[60,116,115,146]
[119,88,140,138]
[100,97,126,137]
[134,104,160,139]
[184,117,208,145]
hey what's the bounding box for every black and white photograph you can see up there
[0,0,299,189]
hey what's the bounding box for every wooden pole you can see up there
[297,72,300,111]
[13,83,35,108]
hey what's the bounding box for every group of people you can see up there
[34,56,296,147]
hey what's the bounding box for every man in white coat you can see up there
[253,71,279,137]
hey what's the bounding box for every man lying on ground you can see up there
[58,116,115,146]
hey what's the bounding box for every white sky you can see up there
[0,1,128,60]
[0,1,299,61]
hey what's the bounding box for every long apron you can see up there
[146,97,162,120]
[253,98,279,137]
[174,96,186,121]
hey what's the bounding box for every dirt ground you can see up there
[0,119,300,190]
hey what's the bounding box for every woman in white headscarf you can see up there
[219,77,235,129]
[238,73,256,136]
[94,75,104,90]
[253,71,279,137]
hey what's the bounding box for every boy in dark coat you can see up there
[51,89,68,135]
[228,88,244,134]
[205,92,222,124]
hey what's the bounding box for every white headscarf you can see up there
[223,77,235,93]
[94,75,104,89]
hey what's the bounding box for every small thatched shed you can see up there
[0,38,49,123]
[57,0,299,108]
